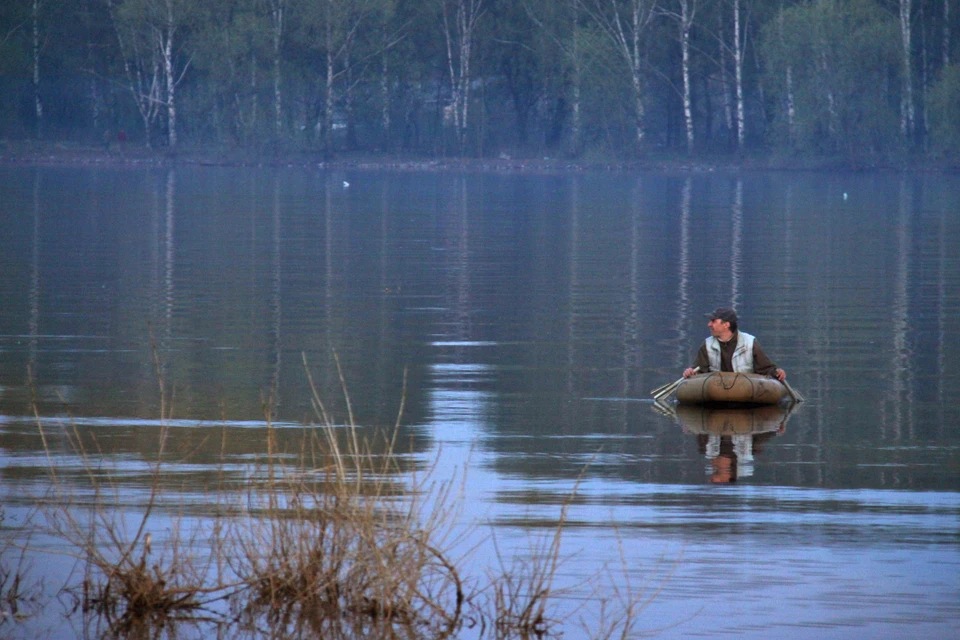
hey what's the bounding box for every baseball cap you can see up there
[705,307,737,324]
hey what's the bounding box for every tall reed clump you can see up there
[1,509,43,627]
[31,360,234,636]
[224,355,466,639]
[26,351,659,639]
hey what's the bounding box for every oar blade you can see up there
[782,380,806,403]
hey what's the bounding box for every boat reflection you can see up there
[654,402,798,483]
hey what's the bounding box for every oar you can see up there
[651,397,678,418]
[650,379,678,397]
[652,378,685,400]
[651,367,699,400]
[782,378,806,403]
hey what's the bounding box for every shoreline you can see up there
[1,140,954,174]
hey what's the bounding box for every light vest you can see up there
[705,331,755,373]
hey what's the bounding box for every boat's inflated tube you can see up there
[674,371,787,405]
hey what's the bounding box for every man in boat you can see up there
[681,307,786,382]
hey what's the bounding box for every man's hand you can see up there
[683,367,698,379]
[775,368,786,382]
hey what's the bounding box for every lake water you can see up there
[1,165,959,638]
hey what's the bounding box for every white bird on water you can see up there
[343,180,350,188]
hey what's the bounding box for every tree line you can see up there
[1,0,958,163]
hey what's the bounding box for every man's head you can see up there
[705,307,738,339]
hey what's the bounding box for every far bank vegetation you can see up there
[0,0,957,166]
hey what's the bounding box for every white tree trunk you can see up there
[584,0,654,149]
[271,0,284,139]
[162,0,176,149]
[630,69,644,146]
[819,46,838,139]
[106,0,161,147]
[786,64,796,143]
[441,0,482,153]
[679,0,694,153]
[381,49,390,140]
[899,0,915,139]
[325,6,335,152]
[249,51,258,137]
[570,0,582,155]
[944,0,951,66]
[32,0,43,138]
[458,10,473,150]
[717,8,733,137]
[732,0,744,150]
[616,0,646,148]
[778,3,796,145]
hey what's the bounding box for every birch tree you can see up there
[378,2,393,146]
[159,0,179,148]
[778,1,796,145]
[715,4,733,140]
[568,0,584,155]
[898,0,915,139]
[106,0,162,146]
[32,0,44,138]
[267,0,284,139]
[731,0,745,149]
[439,0,484,154]
[943,0,950,66]
[113,0,192,149]
[583,0,657,149]
[661,0,697,153]
[297,0,397,153]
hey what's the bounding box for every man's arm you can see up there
[683,344,711,378]
[753,342,786,381]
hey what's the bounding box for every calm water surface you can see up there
[1,166,959,638]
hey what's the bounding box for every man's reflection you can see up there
[696,430,781,483]
[666,404,795,484]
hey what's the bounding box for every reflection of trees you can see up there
[270,172,282,416]
[937,193,947,430]
[674,177,691,369]
[886,176,913,441]
[620,179,642,423]
[730,176,742,309]
[163,168,176,355]
[28,170,41,373]
[567,175,580,398]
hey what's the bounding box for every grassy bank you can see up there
[3,139,954,174]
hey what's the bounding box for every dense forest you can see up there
[1,0,958,165]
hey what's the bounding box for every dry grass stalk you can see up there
[47,427,229,632]
[487,489,575,640]
[1,511,43,627]
[225,354,466,639]
[32,350,234,636]
[24,349,662,639]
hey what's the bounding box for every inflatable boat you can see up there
[674,371,788,405]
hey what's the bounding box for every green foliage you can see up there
[927,64,960,159]
[760,0,901,160]
[187,0,269,144]
[0,0,954,165]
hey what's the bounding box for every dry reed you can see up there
[21,350,661,639]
